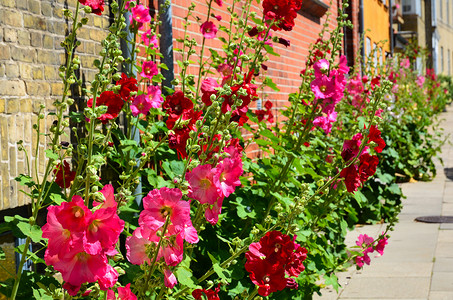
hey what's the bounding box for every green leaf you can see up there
[263,77,280,91]
[212,263,230,283]
[44,149,58,161]
[16,222,43,243]
[264,44,280,56]
[175,258,198,289]
[170,161,185,176]
[50,193,65,205]
[0,247,5,260]
[15,174,36,188]
[353,190,367,208]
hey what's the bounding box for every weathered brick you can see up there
[18,34,30,48]
[93,15,103,27]
[0,118,7,160]
[44,65,58,80]
[0,98,5,113]
[89,29,107,42]
[32,67,43,80]
[30,32,42,47]
[53,6,64,18]
[16,0,27,9]
[11,46,36,63]
[28,0,41,14]
[0,45,11,60]
[1,0,15,8]
[19,64,32,79]
[47,20,66,35]
[0,80,26,96]
[36,49,60,65]
[5,63,19,78]
[9,147,16,177]
[41,2,52,17]
[3,28,17,43]
[1,10,22,27]
[0,64,5,77]
[51,82,64,96]
[43,34,53,49]
[0,27,3,42]
[25,81,50,96]
[9,180,17,206]
[6,99,20,113]
[20,98,33,113]
[24,14,46,30]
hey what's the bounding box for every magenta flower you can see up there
[148,85,163,108]
[200,21,218,39]
[313,111,337,134]
[310,75,336,100]
[214,155,243,198]
[125,227,154,265]
[141,29,158,47]
[140,61,158,80]
[416,75,425,88]
[139,187,191,232]
[93,184,117,210]
[186,164,222,205]
[132,4,151,25]
[214,0,223,6]
[164,269,178,288]
[131,94,152,116]
[313,59,329,77]
[375,235,388,255]
[107,283,137,300]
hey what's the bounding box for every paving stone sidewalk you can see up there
[314,104,453,300]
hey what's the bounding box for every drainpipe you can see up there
[120,0,142,206]
[359,0,365,74]
[389,0,394,56]
[158,0,175,92]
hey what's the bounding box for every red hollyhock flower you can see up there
[54,161,76,189]
[192,284,221,300]
[341,133,364,162]
[79,0,104,15]
[255,109,267,122]
[262,0,302,31]
[358,153,379,182]
[368,125,386,153]
[87,91,124,124]
[245,231,307,296]
[163,91,194,120]
[340,165,361,193]
[116,73,138,102]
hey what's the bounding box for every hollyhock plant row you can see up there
[3,0,448,299]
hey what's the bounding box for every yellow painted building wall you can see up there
[363,0,391,65]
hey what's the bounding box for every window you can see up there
[449,49,451,75]
[441,46,444,73]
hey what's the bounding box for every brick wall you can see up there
[169,0,341,157]
[0,0,110,210]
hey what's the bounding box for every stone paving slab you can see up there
[429,291,453,300]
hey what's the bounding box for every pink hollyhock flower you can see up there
[47,243,112,293]
[201,78,220,106]
[98,264,119,290]
[217,63,233,80]
[94,184,117,210]
[131,94,152,116]
[313,59,329,77]
[148,85,164,108]
[186,164,222,205]
[85,206,124,254]
[181,221,199,244]
[310,75,336,100]
[164,269,177,288]
[355,234,375,267]
[126,227,154,265]
[139,187,191,231]
[42,204,83,257]
[214,15,222,21]
[214,0,223,6]
[375,235,388,256]
[204,196,224,225]
[214,155,243,198]
[55,195,92,233]
[141,30,158,48]
[156,227,184,266]
[140,61,158,80]
[313,111,337,134]
[416,75,425,88]
[132,5,151,25]
[107,283,137,300]
[200,21,218,39]
[400,58,410,69]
